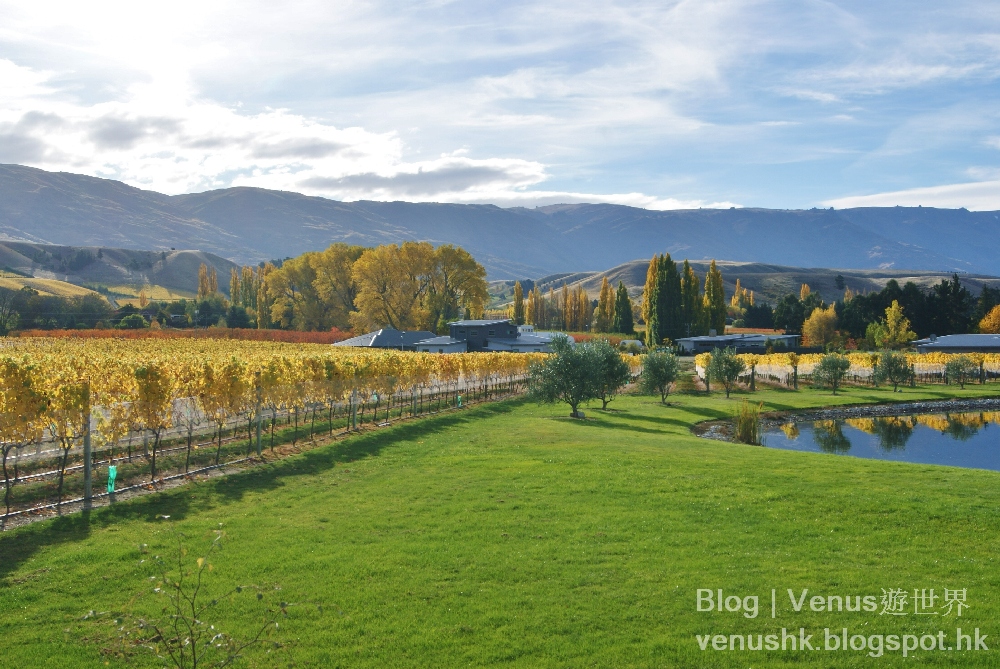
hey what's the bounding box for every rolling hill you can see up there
[492,261,1000,307]
[0,241,237,298]
[2,164,999,280]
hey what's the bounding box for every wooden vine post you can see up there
[255,371,263,457]
[82,380,92,508]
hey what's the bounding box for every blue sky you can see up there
[2,0,999,209]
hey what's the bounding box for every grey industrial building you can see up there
[913,334,1000,354]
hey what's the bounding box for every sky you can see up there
[1,0,1000,210]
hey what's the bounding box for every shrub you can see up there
[733,399,763,444]
[116,313,148,329]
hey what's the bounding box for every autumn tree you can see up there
[267,253,329,331]
[642,256,660,346]
[979,304,1000,334]
[595,277,614,332]
[703,260,726,335]
[256,262,276,329]
[350,242,488,333]
[230,268,241,306]
[512,281,525,325]
[198,263,210,299]
[802,304,838,348]
[425,244,489,332]
[311,243,366,329]
[800,283,811,301]
[866,300,917,350]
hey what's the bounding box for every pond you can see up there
[762,411,1000,471]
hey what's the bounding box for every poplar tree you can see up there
[229,268,241,305]
[513,281,525,325]
[641,255,659,330]
[560,283,570,330]
[596,277,613,332]
[576,286,591,331]
[197,263,210,299]
[613,282,633,334]
[704,260,726,335]
[645,278,660,347]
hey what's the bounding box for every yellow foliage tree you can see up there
[980,304,1000,334]
[802,304,838,348]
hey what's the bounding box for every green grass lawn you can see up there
[4,382,1000,667]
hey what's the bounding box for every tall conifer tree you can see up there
[680,260,704,337]
[613,282,633,334]
[656,253,682,343]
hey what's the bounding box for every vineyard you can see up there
[0,338,546,524]
[696,351,1000,386]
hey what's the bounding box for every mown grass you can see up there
[3,381,1000,667]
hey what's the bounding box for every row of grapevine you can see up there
[0,338,546,522]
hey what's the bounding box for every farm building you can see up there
[333,327,438,350]
[675,333,801,354]
[913,334,1000,354]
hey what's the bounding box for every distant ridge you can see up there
[514,259,1000,305]
[2,163,999,279]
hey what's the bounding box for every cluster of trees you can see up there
[519,282,593,331]
[184,242,490,333]
[0,287,116,334]
[261,242,488,333]
[758,276,998,346]
[642,256,726,347]
[511,277,635,334]
[528,336,638,416]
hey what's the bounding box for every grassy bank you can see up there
[4,381,1000,667]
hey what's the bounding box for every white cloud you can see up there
[823,180,1000,210]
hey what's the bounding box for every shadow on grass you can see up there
[610,411,701,430]
[0,398,524,581]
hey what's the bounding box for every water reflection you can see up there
[763,411,1000,471]
[812,420,851,453]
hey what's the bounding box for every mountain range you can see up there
[2,163,999,280]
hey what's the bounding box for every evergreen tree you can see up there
[513,281,525,325]
[613,282,634,334]
[680,260,703,337]
[704,260,726,335]
[656,253,682,342]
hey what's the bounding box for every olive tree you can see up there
[639,351,679,403]
[874,350,911,392]
[593,340,632,409]
[945,355,978,389]
[812,354,851,395]
[528,336,599,418]
[706,347,745,398]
